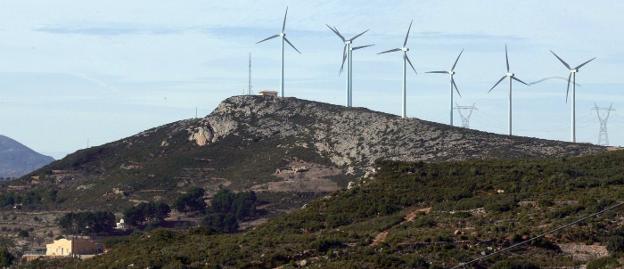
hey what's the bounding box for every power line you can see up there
[451,200,624,268]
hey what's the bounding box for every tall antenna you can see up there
[454,103,478,128]
[592,103,615,146]
[248,53,252,95]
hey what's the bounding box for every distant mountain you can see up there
[1,96,605,212]
[0,135,54,178]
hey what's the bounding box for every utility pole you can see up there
[593,103,615,146]
[454,103,478,129]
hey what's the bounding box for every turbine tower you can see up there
[257,7,301,98]
[454,103,478,128]
[427,49,464,126]
[592,103,615,146]
[327,25,373,107]
[378,20,417,118]
[549,50,596,142]
[488,45,529,136]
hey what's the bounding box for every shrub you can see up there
[586,257,620,269]
[0,247,14,267]
[174,188,207,213]
[606,235,624,253]
[124,202,171,227]
[58,211,116,235]
[491,260,540,269]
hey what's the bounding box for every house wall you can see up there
[45,238,72,256]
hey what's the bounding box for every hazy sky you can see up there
[0,0,622,158]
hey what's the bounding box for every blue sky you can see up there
[0,0,622,158]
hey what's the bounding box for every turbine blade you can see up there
[528,76,582,87]
[550,50,571,70]
[403,20,413,47]
[575,57,596,70]
[326,24,345,42]
[282,7,288,32]
[505,44,510,72]
[512,76,529,86]
[339,45,347,74]
[257,34,279,44]
[452,78,462,97]
[425,71,449,74]
[489,76,506,93]
[565,72,572,103]
[405,55,417,74]
[284,37,301,54]
[452,49,464,71]
[353,44,374,50]
[377,48,401,55]
[350,29,369,41]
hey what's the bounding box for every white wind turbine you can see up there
[257,7,301,98]
[488,45,529,136]
[549,50,596,143]
[326,25,373,107]
[426,49,465,126]
[378,20,418,118]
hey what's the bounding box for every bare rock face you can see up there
[196,95,604,171]
[188,126,214,146]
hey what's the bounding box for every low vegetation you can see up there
[38,149,621,268]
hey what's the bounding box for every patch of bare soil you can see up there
[250,160,342,193]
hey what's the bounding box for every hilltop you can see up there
[0,95,605,212]
[0,135,53,179]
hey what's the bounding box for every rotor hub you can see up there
[345,40,352,45]
[571,69,578,73]
[449,71,456,76]
[401,47,409,52]
[506,72,514,77]
[279,32,285,37]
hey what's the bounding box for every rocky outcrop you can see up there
[195,95,604,171]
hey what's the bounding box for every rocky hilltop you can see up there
[1,95,605,212]
[198,95,603,169]
[0,135,54,178]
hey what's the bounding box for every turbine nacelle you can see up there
[279,32,285,37]
[570,69,578,73]
[506,72,515,77]
[449,71,456,76]
[345,40,352,45]
[401,47,409,52]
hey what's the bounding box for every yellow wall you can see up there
[46,238,72,256]
[45,238,99,256]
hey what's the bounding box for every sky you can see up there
[0,0,622,159]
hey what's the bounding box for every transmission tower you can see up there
[593,103,615,146]
[454,103,478,128]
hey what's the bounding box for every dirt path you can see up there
[369,207,431,246]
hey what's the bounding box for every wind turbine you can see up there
[257,7,301,98]
[378,20,417,118]
[326,25,373,107]
[549,50,596,143]
[426,49,464,126]
[488,45,529,136]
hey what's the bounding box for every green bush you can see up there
[606,235,624,253]
[174,187,207,213]
[491,260,540,269]
[586,257,620,269]
[0,247,14,267]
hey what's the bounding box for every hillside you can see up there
[57,149,624,268]
[0,135,53,179]
[0,95,605,212]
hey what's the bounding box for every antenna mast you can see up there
[454,103,478,128]
[593,103,615,146]
[248,53,252,95]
